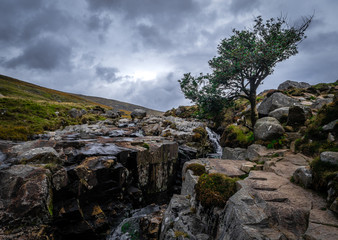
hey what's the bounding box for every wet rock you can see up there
[0,165,51,228]
[293,166,312,188]
[258,92,299,116]
[254,117,285,141]
[131,109,147,119]
[160,194,211,240]
[278,80,311,90]
[222,147,247,160]
[18,147,60,164]
[320,151,338,166]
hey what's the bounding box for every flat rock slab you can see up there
[208,159,250,177]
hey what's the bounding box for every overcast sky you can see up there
[1,0,337,111]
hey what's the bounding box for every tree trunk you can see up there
[249,80,258,127]
[250,96,258,127]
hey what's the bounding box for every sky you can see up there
[1,0,337,111]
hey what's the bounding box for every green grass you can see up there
[186,163,206,176]
[0,98,105,141]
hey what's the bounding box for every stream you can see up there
[206,127,223,158]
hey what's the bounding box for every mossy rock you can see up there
[186,163,206,176]
[220,124,254,148]
[195,173,238,208]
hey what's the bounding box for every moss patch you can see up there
[186,163,206,176]
[220,124,254,148]
[195,173,238,208]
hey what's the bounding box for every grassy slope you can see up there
[0,74,159,140]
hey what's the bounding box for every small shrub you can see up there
[195,173,238,208]
[266,136,287,149]
[186,163,206,176]
[142,143,150,150]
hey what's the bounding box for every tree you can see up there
[179,15,312,127]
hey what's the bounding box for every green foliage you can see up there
[310,157,338,204]
[186,163,206,176]
[195,173,238,208]
[266,136,287,149]
[296,100,338,156]
[142,143,150,150]
[221,124,254,148]
[179,15,312,125]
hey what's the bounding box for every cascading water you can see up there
[206,127,223,158]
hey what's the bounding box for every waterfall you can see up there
[206,127,223,158]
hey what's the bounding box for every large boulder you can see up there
[131,109,147,119]
[258,92,299,116]
[311,98,333,110]
[246,144,268,161]
[277,80,311,90]
[254,117,285,141]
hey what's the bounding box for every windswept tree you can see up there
[179,15,312,126]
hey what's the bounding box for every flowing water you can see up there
[206,127,223,158]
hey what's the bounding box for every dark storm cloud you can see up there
[5,37,72,71]
[96,66,120,82]
[230,0,260,14]
[136,24,173,49]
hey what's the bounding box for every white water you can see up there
[206,127,223,158]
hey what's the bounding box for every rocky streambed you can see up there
[0,116,213,239]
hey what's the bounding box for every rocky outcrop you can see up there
[287,105,307,126]
[254,117,285,141]
[278,80,311,90]
[258,92,299,116]
[320,151,338,166]
[222,147,247,160]
[268,107,289,122]
[0,120,180,239]
[162,151,338,240]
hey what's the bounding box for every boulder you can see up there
[131,109,147,119]
[287,106,306,126]
[105,110,120,118]
[320,152,338,166]
[0,165,51,226]
[293,166,312,188]
[222,147,247,160]
[268,107,289,122]
[254,117,285,141]
[277,80,311,90]
[68,108,85,118]
[258,92,299,116]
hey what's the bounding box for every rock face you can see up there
[278,80,311,90]
[0,120,179,239]
[258,92,299,116]
[0,165,51,238]
[254,117,285,141]
[293,166,312,188]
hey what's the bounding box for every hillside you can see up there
[77,94,162,116]
[0,74,161,140]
